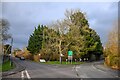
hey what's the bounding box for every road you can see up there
[2,57,119,79]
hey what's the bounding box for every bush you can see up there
[105,54,120,70]
[33,54,40,62]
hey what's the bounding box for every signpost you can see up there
[68,50,73,64]
[68,51,73,56]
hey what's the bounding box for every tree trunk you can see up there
[59,39,62,64]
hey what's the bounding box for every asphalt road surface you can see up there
[3,57,119,79]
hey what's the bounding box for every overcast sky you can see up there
[2,2,118,49]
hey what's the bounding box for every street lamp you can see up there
[10,37,13,66]
[11,37,13,56]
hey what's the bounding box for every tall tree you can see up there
[104,22,119,69]
[27,25,44,54]
[81,26,103,60]
[64,9,103,60]
[40,27,59,61]
[0,19,11,41]
[0,19,12,57]
[27,9,103,62]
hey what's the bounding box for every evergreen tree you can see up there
[81,26,103,60]
[27,25,44,54]
[27,9,103,61]
[65,9,103,61]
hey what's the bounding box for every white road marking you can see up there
[79,74,89,78]
[72,65,75,71]
[92,65,106,73]
[72,65,81,71]
[21,71,24,78]
[76,66,81,68]
[25,70,31,79]
[75,66,81,71]
[76,68,78,71]
[21,70,31,79]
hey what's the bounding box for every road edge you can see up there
[93,62,120,78]
[2,59,25,77]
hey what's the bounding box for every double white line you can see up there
[72,65,81,71]
[21,70,31,79]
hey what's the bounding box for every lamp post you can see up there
[10,37,13,66]
[11,37,13,56]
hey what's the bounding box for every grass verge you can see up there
[0,60,15,72]
[42,61,84,65]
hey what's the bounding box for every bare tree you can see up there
[0,19,11,56]
[0,19,11,41]
[51,9,87,63]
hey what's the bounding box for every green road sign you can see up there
[68,51,73,56]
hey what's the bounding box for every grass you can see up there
[0,60,15,72]
[42,61,84,65]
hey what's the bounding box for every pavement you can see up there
[1,58,25,77]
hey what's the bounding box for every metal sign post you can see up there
[68,50,73,64]
[71,56,72,64]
